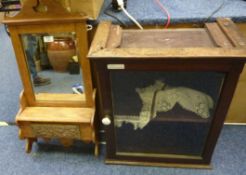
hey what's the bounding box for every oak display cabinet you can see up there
[89,19,246,167]
[3,0,98,155]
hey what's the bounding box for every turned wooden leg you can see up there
[18,130,24,140]
[94,143,99,156]
[25,138,36,153]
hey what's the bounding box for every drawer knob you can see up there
[102,116,111,126]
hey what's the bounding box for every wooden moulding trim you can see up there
[35,93,86,102]
[8,26,36,106]
[124,28,206,33]
[15,23,76,34]
[105,159,212,169]
[89,48,246,59]
[205,23,233,48]
[2,0,87,25]
[217,18,246,48]
[34,99,91,107]
[33,101,87,108]
[89,90,96,142]
[88,21,112,55]
[16,107,93,124]
[3,18,87,26]
[19,90,28,110]
[75,22,94,107]
[124,22,245,30]
[116,152,202,160]
[106,25,123,49]
[34,93,87,107]
[90,90,97,126]
[15,90,28,124]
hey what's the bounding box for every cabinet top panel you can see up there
[88,19,246,60]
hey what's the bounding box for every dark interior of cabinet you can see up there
[110,71,225,157]
[116,121,210,156]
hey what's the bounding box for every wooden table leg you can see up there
[94,142,99,156]
[25,138,36,153]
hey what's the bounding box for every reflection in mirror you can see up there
[21,32,84,96]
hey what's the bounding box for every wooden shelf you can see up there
[16,107,94,124]
[35,93,86,102]
[151,105,211,123]
[151,115,210,123]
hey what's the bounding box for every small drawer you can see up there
[30,123,81,139]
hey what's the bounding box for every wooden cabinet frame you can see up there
[89,20,246,167]
[92,59,244,167]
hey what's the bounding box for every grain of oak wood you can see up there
[35,93,86,102]
[16,107,93,123]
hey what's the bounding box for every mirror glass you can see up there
[20,32,84,97]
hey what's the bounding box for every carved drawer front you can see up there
[31,123,81,139]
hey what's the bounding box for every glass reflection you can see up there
[21,32,83,95]
[110,71,225,157]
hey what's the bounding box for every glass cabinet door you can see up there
[109,71,225,159]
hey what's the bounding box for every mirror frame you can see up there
[8,21,94,107]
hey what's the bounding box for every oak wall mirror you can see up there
[4,0,94,107]
[21,32,83,94]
